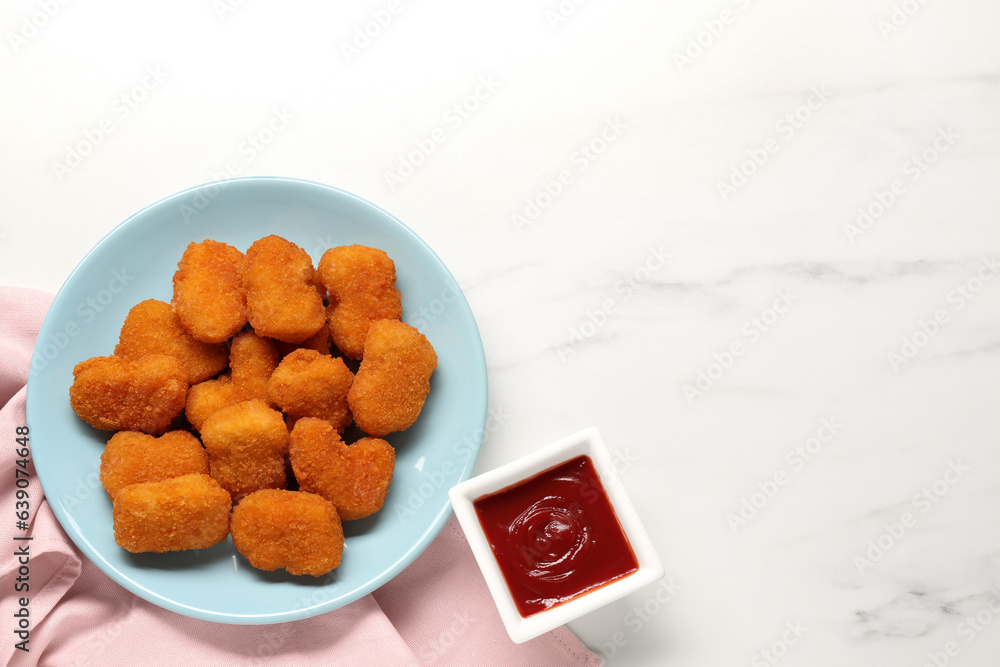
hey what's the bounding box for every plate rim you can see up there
[25,175,488,624]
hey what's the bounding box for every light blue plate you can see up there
[26,177,488,624]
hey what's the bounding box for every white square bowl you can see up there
[448,427,664,643]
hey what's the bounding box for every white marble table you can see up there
[3,1,999,664]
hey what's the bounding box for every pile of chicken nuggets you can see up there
[68,236,437,577]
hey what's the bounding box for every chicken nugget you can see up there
[228,328,282,399]
[112,474,231,553]
[172,240,247,343]
[318,245,402,360]
[200,399,288,503]
[185,374,236,433]
[70,354,188,434]
[100,430,209,500]
[230,489,343,576]
[267,349,354,432]
[274,325,332,358]
[241,235,326,343]
[185,330,280,431]
[114,299,228,383]
[347,320,437,437]
[289,418,394,521]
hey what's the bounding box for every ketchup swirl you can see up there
[509,496,591,582]
[474,456,638,617]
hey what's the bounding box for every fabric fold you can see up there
[0,286,601,667]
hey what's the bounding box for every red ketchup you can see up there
[473,455,638,617]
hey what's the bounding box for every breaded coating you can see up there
[185,374,237,433]
[318,245,402,360]
[100,430,210,500]
[114,299,228,383]
[112,474,231,553]
[230,489,343,576]
[267,349,354,432]
[185,330,280,431]
[70,354,188,434]
[172,240,247,343]
[241,235,326,343]
[274,325,331,358]
[347,320,437,437]
[289,418,394,521]
[200,399,288,503]
[229,329,282,399]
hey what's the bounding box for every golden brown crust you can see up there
[112,474,231,553]
[70,354,188,434]
[172,240,247,343]
[267,349,354,432]
[184,375,237,433]
[347,320,437,437]
[274,325,332,358]
[100,430,210,500]
[115,299,228,384]
[200,399,289,503]
[289,418,394,521]
[241,235,326,343]
[318,245,402,360]
[185,330,281,431]
[229,329,281,400]
[230,489,343,576]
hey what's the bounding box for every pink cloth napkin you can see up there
[0,287,603,667]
